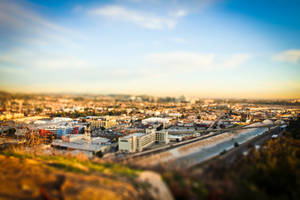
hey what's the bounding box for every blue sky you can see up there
[0,0,300,98]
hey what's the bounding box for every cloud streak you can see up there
[146,52,250,70]
[0,0,83,48]
[170,37,187,44]
[147,52,214,69]
[89,5,187,30]
[273,49,300,63]
[0,49,89,70]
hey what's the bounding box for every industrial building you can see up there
[51,126,112,155]
[35,117,85,138]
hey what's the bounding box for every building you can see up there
[156,130,169,143]
[141,117,171,125]
[35,117,84,138]
[87,116,116,129]
[51,127,112,156]
[168,134,185,142]
[118,129,169,153]
[119,133,139,153]
[52,136,111,155]
[0,112,24,120]
[167,126,195,135]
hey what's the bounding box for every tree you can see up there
[95,151,103,158]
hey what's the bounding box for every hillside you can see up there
[0,151,173,200]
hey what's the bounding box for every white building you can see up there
[118,129,169,153]
[141,117,171,125]
[52,134,111,153]
[167,126,195,135]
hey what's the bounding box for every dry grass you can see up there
[0,149,147,200]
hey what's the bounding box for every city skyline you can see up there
[0,0,300,98]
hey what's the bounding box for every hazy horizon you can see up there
[1,0,300,98]
[1,89,300,100]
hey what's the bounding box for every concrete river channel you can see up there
[137,120,274,168]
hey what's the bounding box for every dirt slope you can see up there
[0,152,168,200]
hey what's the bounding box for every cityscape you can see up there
[0,0,300,200]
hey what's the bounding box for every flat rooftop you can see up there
[122,132,145,139]
[52,139,110,152]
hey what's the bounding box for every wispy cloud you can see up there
[147,52,214,69]
[170,37,187,44]
[89,5,187,30]
[172,9,188,18]
[146,52,250,70]
[0,0,91,76]
[0,49,89,69]
[273,49,300,63]
[72,5,83,13]
[222,54,251,68]
[0,0,83,48]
